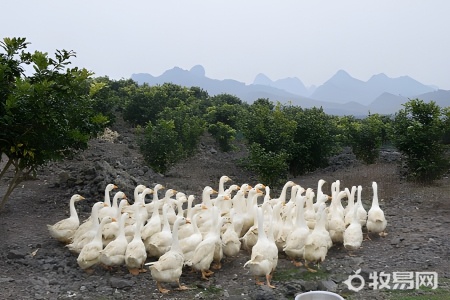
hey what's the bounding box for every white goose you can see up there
[185,207,222,280]
[283,191,310,266]
[73,184,116,240]
[356,185,368,226]
[221,214,241,258]
[102,198,129,246]
[244,206,278,288]
[146,204,172,258]
[99,212,130,269]
[47,194,85,243]
[99,191,127,221]
[327,191,347,244]
[179,212,203,263]
[146,216,190,294]
[344,202,363,254]
[344,186,357,226]
[67,202,106,254]
[77,216,115,273]
[125,205,147,275]
[366,181,387,238]
[303,203,331,272]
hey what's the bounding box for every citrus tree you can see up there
[391,99,449,182]
[0,37,108,210]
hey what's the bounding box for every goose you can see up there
[212,215,226,270]
[146,204,172,258]
[47,194,85,243]
[343,202,363,254]
[303,203,331,272]
[145,183,165,214]
[99,191,127,220]
[185,207,223,280]
[195,186,218,231]
[304,189,316,230]
[241,191,264,252]
[179,212,203,263]
[221,214,241,258]
[124,205,147,275]
[366,181,387,238]
[99,212,130,269]
[177,195,197,239]
[262,185,271,204]
[344,186,357,226]
[215,188,235,216]
[146,216,190,294]
[244,206,278,288]
[72,184,116,240]
[313,179,330,211]
[230,190,247,237]
[103,183,119,207]
[283,191,309,266]
[356,185,368,226]
[141,197,162,242]
[327,191,347,244]
[241,187,263,237]
[67,202,106,254]
[77,216,115,273]
[123,187,151,223]
[102,199,129,246]
[268,180,295,206]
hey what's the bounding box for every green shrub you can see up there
[391,99,449,182]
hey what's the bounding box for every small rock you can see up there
[7,249,27,259]
[318,280,338,292]
[109,277,134,289]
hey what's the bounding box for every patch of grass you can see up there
[273,267,300,281]
[383,278,450,300]
[299,268,329,281]
[203,285,223,295]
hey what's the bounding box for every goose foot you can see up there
[211,262,222,269]
[201,269,213,280]
[84,268,95,275]
[156,282,170,294]
[292,259,303,267]
[128,268,140,275]
[176,280,190,291]
[379,231,388,237]
[255,276,265,286]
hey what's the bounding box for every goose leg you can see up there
[266,274,276,288]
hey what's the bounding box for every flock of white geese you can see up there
[47,176,387,293]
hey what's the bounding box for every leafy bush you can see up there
[243,143,290,187]
[348,114,385,164]
[208,122,236,152]
[138,119,183,174]
[391,99,449,182]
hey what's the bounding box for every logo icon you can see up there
[343,268,365,292]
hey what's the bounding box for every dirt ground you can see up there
[1,117,449,300]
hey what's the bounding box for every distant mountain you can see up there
[131,65,448,116]
[253,74,311,96]
[311,70,436,105]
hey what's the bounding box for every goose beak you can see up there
[185,219,191,224]
[201,204,208,210]
[212,189,218,194]
[111,218,117,222]
[113,185,118,189]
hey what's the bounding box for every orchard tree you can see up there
[348,113,385,164]
[0,37,108,210]
[391,99,449,182]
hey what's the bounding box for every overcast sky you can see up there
[2,1,449,89]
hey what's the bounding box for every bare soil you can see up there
[1,116,449,300]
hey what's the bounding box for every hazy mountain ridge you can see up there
[131,65,449,116]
